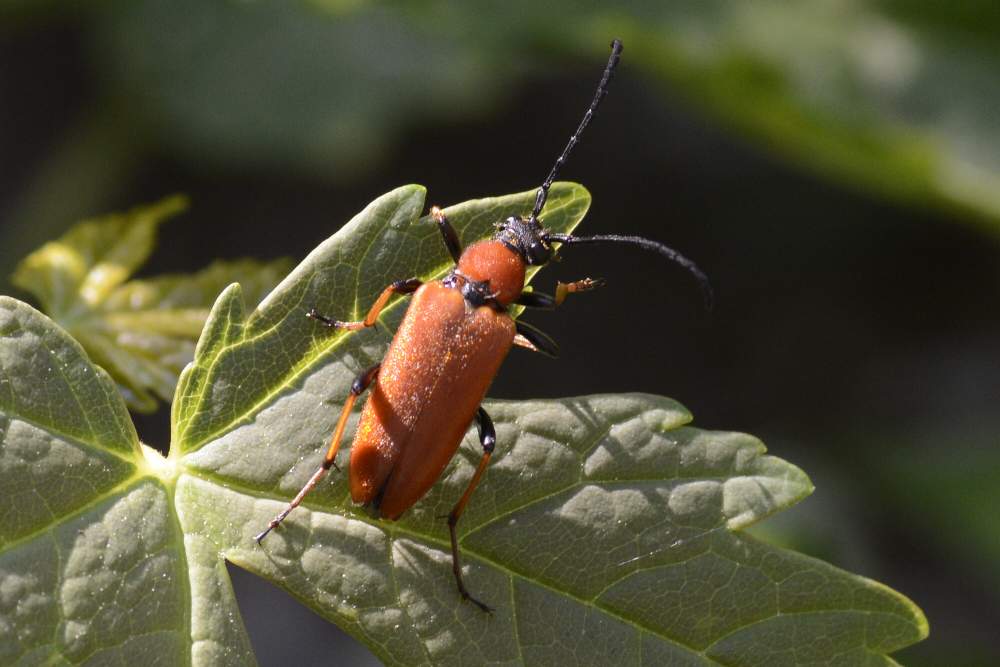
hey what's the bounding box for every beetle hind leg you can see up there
[254,363,381,544]
[447,406,497,613]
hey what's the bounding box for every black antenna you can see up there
[530,39,623,222]
[547,232,714,310]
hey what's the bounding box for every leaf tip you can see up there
[155,193,191,217]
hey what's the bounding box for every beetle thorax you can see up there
[455,240,526,306]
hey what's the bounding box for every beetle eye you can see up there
[525,239,552,265]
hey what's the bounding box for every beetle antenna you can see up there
[530,39,623,223]
[547,232,714,310]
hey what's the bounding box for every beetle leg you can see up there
[447,406,497,613]
[307,278,422,331]
[430,206,463,264]
[513,290,556,309]
[554,277,605,305]
[254,363,381,544]
[515,277,606,308]
[513,320,559,358]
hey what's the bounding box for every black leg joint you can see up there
[515,291,556,309]
[433,210,463,264]
[391,278,423,294]
[475,407,496,454]
[351,363,381,395]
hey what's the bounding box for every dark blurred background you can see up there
[3,2,999,665]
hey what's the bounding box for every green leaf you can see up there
[0,185,926,665]
[0,297,239,665]
[12,196,292,413]
[0,299,139,548]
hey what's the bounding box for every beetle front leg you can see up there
[308,278,422,331]
[447,406,496,613]
[254,363,380,543]
[515,277,605,309]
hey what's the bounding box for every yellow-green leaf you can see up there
[12,197,291,413]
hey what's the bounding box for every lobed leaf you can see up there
[0,186,927,665]
[199,393,924,665]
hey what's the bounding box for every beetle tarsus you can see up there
[306,307,339,328]
[448,511,494,614]
[461,587,494,614]
[577,277,606,290]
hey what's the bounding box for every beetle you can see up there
[254,39,711,612]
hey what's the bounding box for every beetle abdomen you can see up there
[348,282,515,517]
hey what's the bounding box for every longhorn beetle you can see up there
[255,39,711,612]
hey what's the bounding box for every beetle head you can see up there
[492,40,625,269]
[496,215,553,266]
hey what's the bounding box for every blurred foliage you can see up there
[12,196,291,412]
[884,427,1000,579]
[16,1,987,234]
[612,1,1000,231]
[6,0,1000,247]
[885,438,1000,666]
[90,0,517,176]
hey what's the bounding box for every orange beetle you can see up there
[255,39,711,611]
